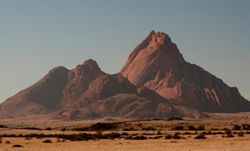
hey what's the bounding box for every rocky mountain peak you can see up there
[121,31,185,87]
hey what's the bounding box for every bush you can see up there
[43,139,52,143]
[108,132,121,139]
[233,124,241,130]
[172,133,182,139]
[156,131,162,135]
[5,140,11,144]
[132,135,147,140]
[197,125,205,131]
[45,127,52,130]
[165,134,172,139]
[0,125,7,128]
[242,124,250,130]
[12,144,23,147]
[224,129,234,138]
[183,131,192,135]
[194,132,207,139]
[188,125,197,131]
[173,126,184,131]
[142,127,155,131]
[237,132,244,137]
[61,128,66,132]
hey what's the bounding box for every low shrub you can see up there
[172,126,185,131]
[194,132,207,139]
[43,139,52,143]
[12,144,23,147]
[232,124,241,130]
[132,135,147,140]
[197,125,205,131]
[45,127,52,131]
[5,140,11,144]
[142,127,155,131]
[188,125,197,131]
[237,132,244,137]
[165,134,172,139]
[224,129,234,138]
[0,125,7,128]
[172,132,182,139]
[242,124,250,130]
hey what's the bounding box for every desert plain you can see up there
[1,112,250,151]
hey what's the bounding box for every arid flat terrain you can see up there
[1,113,250,151]
[1,137,250,151]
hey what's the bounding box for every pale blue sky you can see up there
[0,0,250,102]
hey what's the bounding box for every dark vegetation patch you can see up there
[123,127,136,131]
[172,132,184,139]
[232,124,241,130]
[43,139,52,143]
[223,129,234,138]
[0,124,8,128]
[12,144,23,147]
[5,140,11,144]
[142,127,156,131]
[72,122,118,131]
[188,125,197,131]
[172,126,185,131]
[167,117,184,121]
[194,132,207,139]
[237,132,244,137]
[242,124,250,130]
[165,134,172,139]
[172,125,205,131]
[45,127,52,131]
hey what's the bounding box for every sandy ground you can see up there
[0,136,250,151]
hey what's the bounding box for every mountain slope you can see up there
[0,66,69,116]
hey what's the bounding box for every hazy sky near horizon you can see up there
[0,0,250,102]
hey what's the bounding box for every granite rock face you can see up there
[121,31,250,112]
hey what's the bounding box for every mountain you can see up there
[0,31,249,120]
[0,59,186,119]
[121,31,250,112]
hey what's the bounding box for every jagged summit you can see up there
[121,31,185,87]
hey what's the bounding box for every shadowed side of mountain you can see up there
[0,66,69,117]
